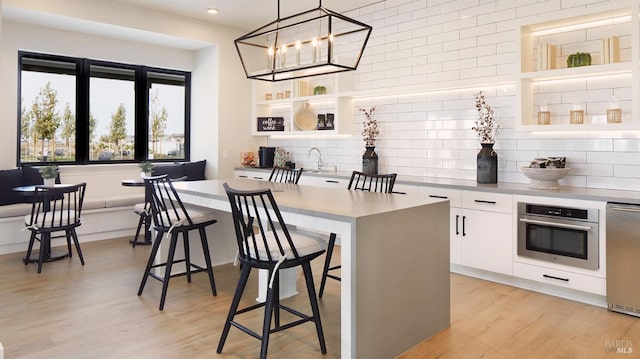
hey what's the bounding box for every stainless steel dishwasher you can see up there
[607,202,640,317]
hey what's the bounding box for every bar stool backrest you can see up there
[268,166,303,184]
[224,183,300,263]
[347,171,397,193]
[145,175,193,230]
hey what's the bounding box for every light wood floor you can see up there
[1,237,639,358]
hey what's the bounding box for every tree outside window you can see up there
[19,52,190,165]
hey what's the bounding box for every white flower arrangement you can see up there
[360,106,378,147]
[472,91,499,144]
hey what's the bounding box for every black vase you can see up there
[477,143,497,184]
[362,146,378,174]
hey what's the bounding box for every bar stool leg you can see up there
[25,232,36,265]
[138,230,163,296]
[159,233,179,311]
[319,232,337,298]
[260,283,275,359]
[183,231,191,283]
[199,227,217,296]
[217,265,252,354]
[303,262,327,353]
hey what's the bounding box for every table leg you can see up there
[130,213,153,246]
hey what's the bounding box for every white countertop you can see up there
[235,167,640,204]
[173,178,446,222]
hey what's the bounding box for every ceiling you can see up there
[114,0,383,30]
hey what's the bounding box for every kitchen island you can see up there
[172,178,450,359]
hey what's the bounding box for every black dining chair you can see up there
[268,166,303,184]
[217,183,327,359]
[318,170,397,298]
[24,183,87,273]
[137,175,217,310]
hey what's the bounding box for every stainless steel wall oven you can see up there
[517,203,599,270]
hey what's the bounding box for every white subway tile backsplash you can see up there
[478,8,516,25]
[517,139,563,151]
[614,139,640,152]
[614,165,640,179]
[428,70,461,82]
[426,11,461,26]
[442,17,478,33]
[497,0,537,11]
[562,139,613,152]
[567,163,613,177]
[516,1,561,18]
[587,176,640,191]
[460,23,497,39]
[444,38,479,52]
[268,0,637,192]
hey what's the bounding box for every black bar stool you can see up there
[217,183,327,359]
[137,175,217,310]
[318,170,397,298]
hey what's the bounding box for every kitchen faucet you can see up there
[308,147,324,171]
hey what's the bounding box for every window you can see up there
[18,52,191,165]
[147,71,188,160]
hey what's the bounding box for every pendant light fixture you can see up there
[235,0,372,82]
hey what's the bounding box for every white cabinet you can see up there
[419,187,513,275]
[513,261,606,295]
[516,3,639,130]
[457,191,513,275]
[418,187,461,264]
[252,73,354,137]
[234,169,268,181]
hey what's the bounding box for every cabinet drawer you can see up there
[513,261,605,295]
[315,176,348,189]
[418,187,461,207]
[461,191,512,213]
[234,170,268,181]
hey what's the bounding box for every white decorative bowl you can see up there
[521,167,570,190]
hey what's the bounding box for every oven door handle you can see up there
[519,218,593,231]
[609,205,640,213]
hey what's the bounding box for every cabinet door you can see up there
[297,175,318,186]
[460,209,513,275]
[450,208,462,265]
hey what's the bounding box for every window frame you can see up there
[17,51,191,166]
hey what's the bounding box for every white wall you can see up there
[0,0,258,179]
[268,0,640,192]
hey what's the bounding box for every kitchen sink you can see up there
[305,169,336,174]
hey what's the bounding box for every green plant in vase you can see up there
[39,165,59,186]
[138,161,153,177]
[138,161,154,177]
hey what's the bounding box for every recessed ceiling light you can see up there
[207,8,219,15]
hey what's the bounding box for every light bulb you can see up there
[267,47,275,70]
[295,40,302,65]
[280,44,287,69]
[311,37,318,63]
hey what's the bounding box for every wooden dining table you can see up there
[171,178,451,359]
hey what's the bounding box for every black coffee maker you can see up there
[258,146,276,168]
